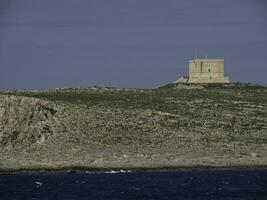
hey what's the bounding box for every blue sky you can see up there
[0,0,266,89]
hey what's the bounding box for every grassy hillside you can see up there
[0,83,266,170]
[4,83,266,110]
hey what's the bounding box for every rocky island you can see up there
[0,83,266,172]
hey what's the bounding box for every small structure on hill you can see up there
[174,59,230,83]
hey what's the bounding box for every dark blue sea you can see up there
[0,170,267,200]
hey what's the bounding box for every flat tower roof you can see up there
[189,59,224,62]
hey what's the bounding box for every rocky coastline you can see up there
[0,83,266,172]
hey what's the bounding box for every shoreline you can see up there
[1,165,267,175]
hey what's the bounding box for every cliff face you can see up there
[0,84,266,171]
[0,95,64,147]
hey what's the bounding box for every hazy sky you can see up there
[0,0,266,89]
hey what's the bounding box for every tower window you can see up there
[208,69,211,72]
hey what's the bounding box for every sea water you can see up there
[0,170,266,200]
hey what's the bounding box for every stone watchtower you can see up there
[174,58,230,84]
[188,59,230,83]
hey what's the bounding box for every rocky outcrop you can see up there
[0,95,65,147]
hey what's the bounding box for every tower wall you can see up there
[188,59,230,83]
